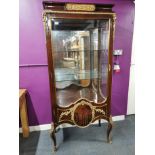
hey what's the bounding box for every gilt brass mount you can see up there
[65,3,95,12]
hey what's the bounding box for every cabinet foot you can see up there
[50,123,57,151]
[107,115,113,144]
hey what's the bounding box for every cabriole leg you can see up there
[50,122,57,151]
[98,119,101,127]
[107,115,113,144]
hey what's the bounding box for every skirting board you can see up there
[19,115,125,133]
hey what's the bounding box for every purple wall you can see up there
[19,0,135,126]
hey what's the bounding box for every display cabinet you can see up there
[43,1,116,151]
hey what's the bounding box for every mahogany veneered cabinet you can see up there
[43,1,116,151]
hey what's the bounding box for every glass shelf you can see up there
[54,68,108,82]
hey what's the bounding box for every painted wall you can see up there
[19,0,135,126]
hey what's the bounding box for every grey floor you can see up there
[19,115,135,155]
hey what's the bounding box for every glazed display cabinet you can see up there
[43,1,116,151]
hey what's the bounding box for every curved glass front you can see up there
[51,19,110,106]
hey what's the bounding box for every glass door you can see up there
[51,19,110,106]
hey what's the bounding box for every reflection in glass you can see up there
[51,19,110,106]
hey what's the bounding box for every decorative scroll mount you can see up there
[58,98,107,128]
[65,3,96,12]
